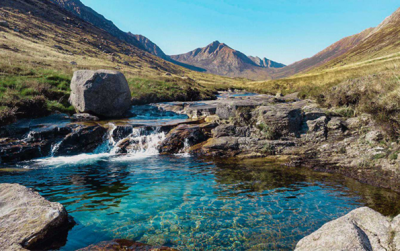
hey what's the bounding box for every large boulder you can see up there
[295,207,400,251]
[69,70,132,118]
[0,184,72,250]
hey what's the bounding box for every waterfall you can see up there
[50,140,63,157]
[110,127,166,159]
[32,124,167,168]
[177,138,191,157]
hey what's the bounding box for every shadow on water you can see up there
[212,158,400,216]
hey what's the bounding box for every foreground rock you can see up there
[69,70,132,118]
[295,207,400,251]
[0,184,73,250]
[77,239,176,251]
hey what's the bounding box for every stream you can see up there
[1,103,400,250]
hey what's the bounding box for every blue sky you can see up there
[81,0,399,65]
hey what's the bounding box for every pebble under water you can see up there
[1,106,400,250]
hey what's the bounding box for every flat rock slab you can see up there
[295,207,400,251]
[0,184,70,250]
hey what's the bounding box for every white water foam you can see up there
[111,128,166,161]
[176,138,191,157]
[31,125,167,167]
[33,153,111,168]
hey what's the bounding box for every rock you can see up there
[54,45,64,50]
[295,207,395,251]
[55,125,107,156]
[365,130,384,143]
[253,102,304,138]
[0,140,52,163]
[77,239,176,251]
[212,124,250,138]
[205,115,219,123]
[71,113,100,122]
[0,184,72,250]
[158,124,214,154]
[0,20,9,28]
[392,215,400,250]
[112,125,134,142]
[216,102,257,120]
[69,70,132,118]
[202,137,240,156]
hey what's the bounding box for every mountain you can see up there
[48,0,144,50]
[270,28,374,79]
[128,33,168,60]
[48,0,206,72]
[248,56,286,69]
[316,7,400,70]
[170,41,285,79]
[271,8,400,79]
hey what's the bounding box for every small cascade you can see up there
[110,127,166,158]
[24,131,35,142]
[32,124,168,167]
[177,138,191,157]
[94,123,118,154]
[50,140,63,157]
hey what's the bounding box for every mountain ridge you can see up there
[170,41,285,80]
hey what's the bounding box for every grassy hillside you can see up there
[0,0,246,125]
[247,46,400,139]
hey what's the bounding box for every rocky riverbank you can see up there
[1,92,399,192]
[155,93,400,192]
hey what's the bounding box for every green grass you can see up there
[128,77,216,104]
[0,67,218,126]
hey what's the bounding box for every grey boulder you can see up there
[69,70,132,118]
[0,184,71,250]
[295,207,400,251]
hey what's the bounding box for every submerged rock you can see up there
[295,207,400,251]
[77,239,176,251]
[69,70,132,118]
[0,184,73,250]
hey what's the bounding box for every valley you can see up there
[1,0,400,250]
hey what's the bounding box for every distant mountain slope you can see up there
[128,33,168,60]
[317,7,400,70]
[248,56,286,69]
[270,28,374,79]
[170,41,284,79]
[48,0,145,50]
[48,0,206,72]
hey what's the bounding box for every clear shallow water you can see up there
[2,106,400,250]
[1,156,400,250]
